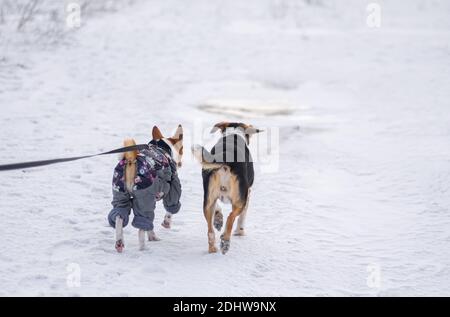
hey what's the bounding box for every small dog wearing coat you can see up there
[108,125,183,252]
[192,122,262,254]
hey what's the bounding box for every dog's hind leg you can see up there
[115,216,125,253]
[234,189,250,236]
[204,202,218,253]
[213,203,223,231]
[138,229,146,250]
[220,204,244,255]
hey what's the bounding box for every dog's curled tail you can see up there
[191,144,223,170]
[123,138,138,192]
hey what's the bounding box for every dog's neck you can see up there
[150,139,176,163]
[162,139,177,161]
[223,128,249,145]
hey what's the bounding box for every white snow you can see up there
[0,0,450,296]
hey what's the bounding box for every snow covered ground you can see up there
[0,0,450,296]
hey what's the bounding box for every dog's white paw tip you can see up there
[233,228,246,236]
[115,240,125,253]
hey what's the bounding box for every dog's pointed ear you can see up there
[173,124,183,140]
[152,126,164,140]
[210,122,229,134]
[246,126,264,135]
[167,124,183,146]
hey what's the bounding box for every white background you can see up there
[0,0,449,296]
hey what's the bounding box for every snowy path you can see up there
[0,0,449,296]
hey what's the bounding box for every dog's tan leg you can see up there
[204,203,217,253]
[115,216,124,253]
[138,229,146,250]
[235,189,251,236]
[213,203,223,231]
[220,204,244,254]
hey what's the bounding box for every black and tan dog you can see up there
[192,122,262,254]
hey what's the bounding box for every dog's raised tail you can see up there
[123,138,138,161]
[191,144,223,170]
[123,138,138,192]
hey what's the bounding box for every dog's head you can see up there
[152,125,184,168]
[210,122,263,145]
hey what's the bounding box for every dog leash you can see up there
[0,144,150,172]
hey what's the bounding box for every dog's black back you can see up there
[202,134,254,206]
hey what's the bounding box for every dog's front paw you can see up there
[161,213,172,229]
[115,239,124,253]
[214,210,223,231]
[220,235,230,255]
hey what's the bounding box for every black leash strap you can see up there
[0,144,150,172]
